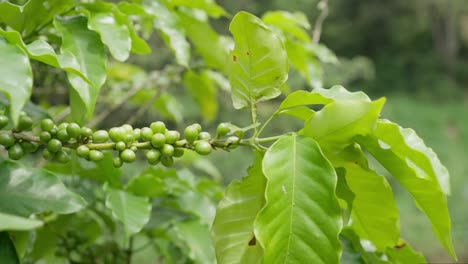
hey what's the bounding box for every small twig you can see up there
[312,0,329,44]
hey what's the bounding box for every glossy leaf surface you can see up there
[357,120,456,259]
[255,135,342,263]
[228,12,288,109]
[212,152,265,264]
[0,213,43,231]
[0,161,86,217]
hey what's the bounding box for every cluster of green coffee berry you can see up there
[0,112,240,167]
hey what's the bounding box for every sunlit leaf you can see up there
[228,12,288,109]
[0,161,86,217]
[255,135,342,263]
[356,120,456,259]
[169,0,228,18]
[54,16,107,122]
[386,240,426,263]
[262,11,311,42]
[0,38,32,126]
[212,152,265,264]
[327,145,399,250]
[0,213,43,231]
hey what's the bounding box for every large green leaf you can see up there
[386,240,426,263]
[0,38,32,126]
[54,16,107,122]
[356,120,456,259]
[228,12,288,109]
[212,152,265,264]
[0,161,86,217]
[0,29,90,83]
[254,135,342,263]
[105,188,151,236]
[87,12,131,61]
[0,232,19,264]
[0,213,43,231]
[183,71,218,122]
[177,10,230,73]
[303,97,385,150]
[327,145,399,250]
[171,220,216,264]
[0,0,74,36]
[285,38,323,88]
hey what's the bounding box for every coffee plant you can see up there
[0,0,457,263]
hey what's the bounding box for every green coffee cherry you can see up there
[56,150,70,163]
[133,128,141,140]
[173,148,184,158]
[89,150,104,161]
[184,125,199,143]
[17,115,33,131]
[56,129,70,143]
[8,144,24,160]
[40,119,55,132]
[76,145,90,158]
[150,121,166,134]
[66,123,81,138]
[0,115,8,129]
[47,139,62,153]
[109,127,126,142]
[216,123,230,137]
[161,144,174,156]
[93,130,109,143]
[81,127,93,138]
[151,133,166,148]
[40,131,52,143]
[20,141,38,153]
[122,124,133,134]
[195,141,212,155]
[58,122,69,130]
[146,149,161,165]
[120,149,136,163]
[42,149,53,160]
[130,145,138,152]
[160,156,174,167]
[140,127,153,141]
[198,132,211,140]
[115,141,126,151]
[165,130,180,144]
[0,133,15,147]
[192,123,202,133]
[123,133,134,143]
[227,136,240,146]
[113,157,123,168]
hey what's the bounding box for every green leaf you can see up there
[212,152,265,264]
[0,161,86,217]
[0,38,32,126]
[0,0,74,36]
[340,228,389,264]
[87,12,131,61]
[0,213,43,231]
[154,92,184,124]
[0,29,90,83]
[327,145,400,250]
[228,11,288,109]
[303,97,386,150]
[254,135,342,263]
[356,120,456,259]
[285,38,323,88]
[386,240,426,263]
[105,188,151,236]
[0,232,19,264]
[183,71,218,122]
[169,0,228,18]
[177,10,230,72]
[54,16,107,122]
[144,1,190,67]
[262,11,311,42]
[171,220,216,264]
